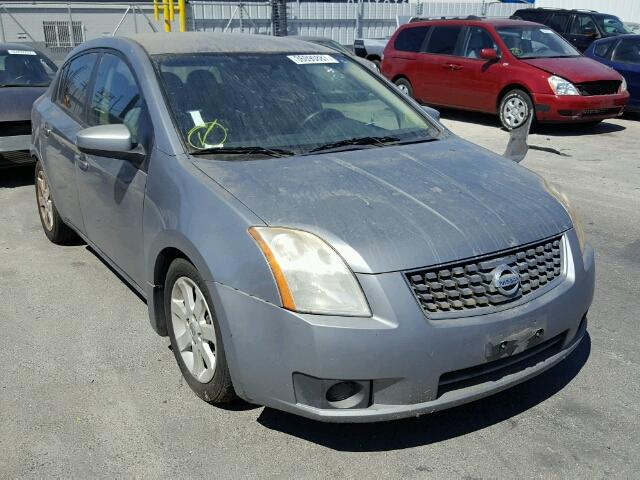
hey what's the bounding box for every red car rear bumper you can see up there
[533,92,630,123]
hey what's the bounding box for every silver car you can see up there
[32,33,594,422]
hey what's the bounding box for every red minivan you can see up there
[381,18,630,129]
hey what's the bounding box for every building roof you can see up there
[125,32,330,55]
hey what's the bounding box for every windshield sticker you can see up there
[189,110,206,127]
[8,50,37,55]
[287,54,339,65]
[540,29,554,34]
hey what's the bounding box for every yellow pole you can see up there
[169,0,175,21]
[163,0,171,32]
[153,0,159,21]
[178,0,186,32]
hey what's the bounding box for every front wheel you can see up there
[165,258,236,404]
[499,89,534,131]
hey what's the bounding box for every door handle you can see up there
[442,63,454,69]
[43,123,52,137]
[450,64,463,70]
[75,153,89,171]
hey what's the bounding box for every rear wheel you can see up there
[165,258,236,404]
[35,161,77,244]
[499,89,534,131]
[394,78,414,98]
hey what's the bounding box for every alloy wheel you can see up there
[170,277,217,383]
[397,84,409,95]
[503,97,528,129]
[36,170,54,231]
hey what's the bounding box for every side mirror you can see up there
[480,48,500,61]
[76,124,144,163]
[421,105,441,121]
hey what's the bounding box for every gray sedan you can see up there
[31,33,594,422]
[0,43,56,168]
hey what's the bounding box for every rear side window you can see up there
[594,40,617,59]
[425,26,463,55]
[394,26,430,52]
[612,39,640,64]
[547,13,571,33]
[58,53,98,120]
[515,11,547,23]
[570,15,598,35]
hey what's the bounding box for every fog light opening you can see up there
[325,381,366,409]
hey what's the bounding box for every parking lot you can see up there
[1,113,639,478]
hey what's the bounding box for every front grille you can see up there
[582,108,620,116]
[405,235,564,316]
[576,80,621,96]
[0,121,31,137]
[437,330,567,398]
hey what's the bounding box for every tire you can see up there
[499,89,534,131]
[165,258,236,404]
[394,78,414,98]
[34,160,77,244]
[371,58,381,71]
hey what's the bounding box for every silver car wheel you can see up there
[171,277,217,383]
[36,170,54,231]
[397,84,409,95]
[503,97,528,128]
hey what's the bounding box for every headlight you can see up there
[249,227,371,316]
[620,77,628,93]
[548,75,580,96]
[543,179,586,254]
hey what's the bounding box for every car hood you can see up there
[0,86,47,122]
[193,137,571,274]
[521,56,621,83]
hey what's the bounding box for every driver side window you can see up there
[88,53,143,144]
[462,27,498,59]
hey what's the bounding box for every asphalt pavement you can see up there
[1,113,639,478]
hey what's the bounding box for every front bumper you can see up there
[533,92,629,122]
[209,231,595,422]
[0,135,32,168]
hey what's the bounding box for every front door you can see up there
[446,26,504,112]
[75,52,151,287]
[44,52,99,233]
[568,14,600,52]
[609,38,640,110]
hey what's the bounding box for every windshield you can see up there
[596,15,629,35]
[154,52,438,156]
[496,26,580,59]
[0,49,57,87]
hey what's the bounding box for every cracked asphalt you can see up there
[1,113,639,479]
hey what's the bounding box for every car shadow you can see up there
[437,108,627,136]
[0,165,35,188]
[84,244,146,304]
[256,333,591,452]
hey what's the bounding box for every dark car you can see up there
[585,35,640,112]
[381,18,629,130]
[514,8,630,52]
[0,43,57,168]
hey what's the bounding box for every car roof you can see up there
[406,18,542,28]
[123,32,332,55]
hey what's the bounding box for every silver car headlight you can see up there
[548,75,580,96]
[249,227,371,316]
[543,179,586,254]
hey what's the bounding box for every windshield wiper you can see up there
[191,146,295,158]
[307,135,400,154]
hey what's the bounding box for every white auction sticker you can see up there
[287,54,339,65]
[540,29,554,34]
[8,50,37,55]
[189,110,205,127]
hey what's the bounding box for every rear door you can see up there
[44,52,99,233]
[546,12,572,37]
[446,26,504,112]
[75,52,152,287]
[387,25,430,100]
[416,25,464,106]
[568,14,600,52]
